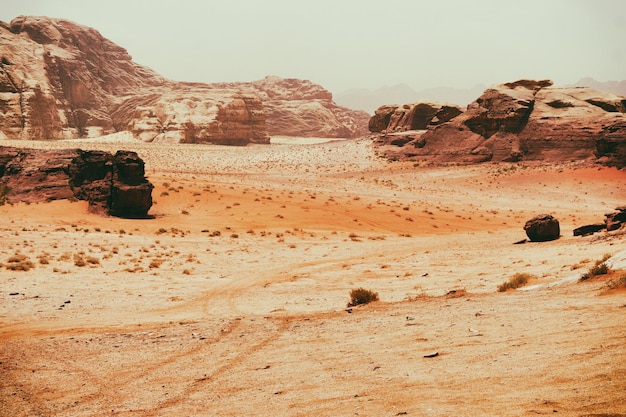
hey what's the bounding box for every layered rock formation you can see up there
[0,16,364,143]
[213,76,369,138]
[0,146,153,217]
[368,102,463,133]
[371,80,626,166]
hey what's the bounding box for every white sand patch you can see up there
[60,131,139,143]
[270,136,349,145]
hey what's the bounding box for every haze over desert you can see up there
[1,6,626,417]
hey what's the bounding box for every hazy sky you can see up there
[1,0,625,94]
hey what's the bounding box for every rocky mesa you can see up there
[371,79,626,166]
[0,16,365,144]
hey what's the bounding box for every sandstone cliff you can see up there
[0,146,153,217]
[212,76,369,138]
[0,16,364,143]
[371,80,626,167]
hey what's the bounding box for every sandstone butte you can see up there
[0,146,153,218]
[0,16,368,144]
[370,79,626,167]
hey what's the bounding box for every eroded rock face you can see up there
[369,102,463,133]
[0,17,364,143]
[371,79,626,166]
[0,146,153,217]
[112,88,270,145]
[214,76,370,138]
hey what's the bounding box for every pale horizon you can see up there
[2,0,625,95]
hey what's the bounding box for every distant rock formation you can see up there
[370,79,626,166]
[0,16,364,143]
[334,83,486,114]
[0,146,153,217]
[369,102,463,133]
[573,77,626,97]
[213,76,369,138]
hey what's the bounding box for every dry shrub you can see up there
[580,254,611,281]
[498,273,534,292]
[74,254,86,267]
[348,287,379,307]
[149,259,164,269]
[4,253,34,271]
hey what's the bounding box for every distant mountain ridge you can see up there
[573,77,626,96]
[335,83,486,114]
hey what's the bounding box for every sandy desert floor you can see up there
[0,137,625,416]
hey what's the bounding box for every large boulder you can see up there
[0,146,153,217]
[524,214,560,242]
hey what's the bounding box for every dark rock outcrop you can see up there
[605,206,626,232]
[524,214,560,242]
[0,17,365,142]
[573,223,606,237]
[370,79,626,166]
[573,206,626,236]
[0,146,153,217]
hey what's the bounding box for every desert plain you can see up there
[0,137,625,416]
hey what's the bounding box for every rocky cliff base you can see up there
[371,80,626,167]
[0,146,153,217]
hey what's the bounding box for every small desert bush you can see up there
[498,273,534,292]
[579,254,611,281]
[348,287,379,307]
[74,254,86,267]
[85,256,100,266]
[4,253,34,271]
[149,259,164,269]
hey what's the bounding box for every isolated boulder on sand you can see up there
[524,214,560,242]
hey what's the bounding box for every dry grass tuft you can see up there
[580,254,611,282]
[498,273,534,292]
[3,253,35,271]
[348,287,379,307]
